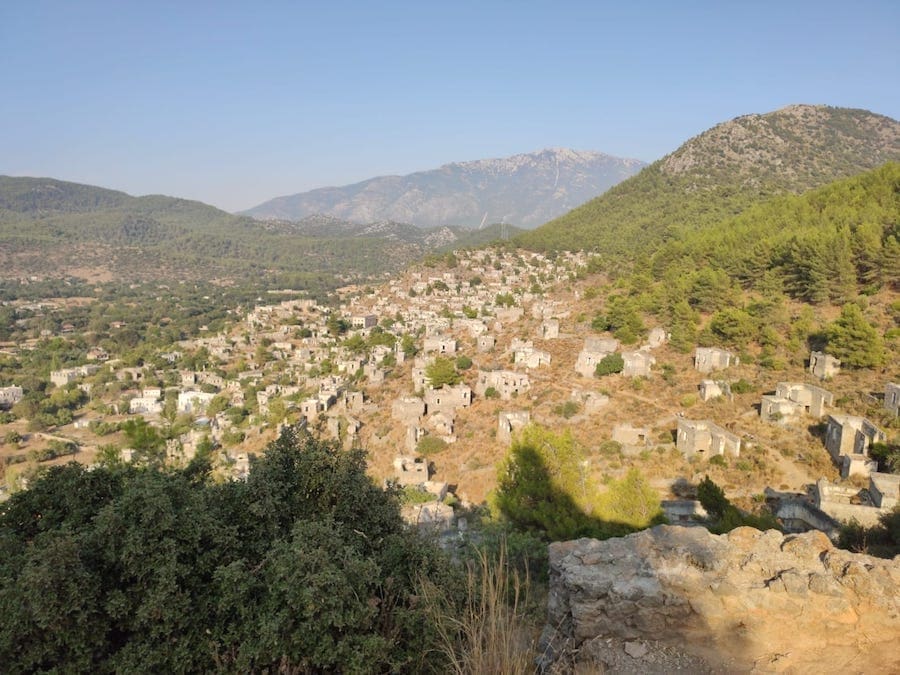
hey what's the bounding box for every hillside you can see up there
[243,148,645,228]
[0,177,513,289]
[518,105,900,256]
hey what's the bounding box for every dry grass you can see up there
[419,543,536,675]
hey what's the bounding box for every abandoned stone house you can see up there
[477,334,496,352]
[885,382,900,417]
[514,346,551,369]
[350,314,377,330]
[693,347,737,374]
[129,396,163,415]
[809,351,841,380]
[676,418,741,458]
[813,474,898,528]
[574,337,619,377]
[423,383,472,414]
[540,319,560,339]
[611,424,650,447]
[393,455,430,487]
[475,370,530,400]
[300,398,322,423]
[760,382,833,424]
[0,385,23,409]
[645,327,668,349]
[340,390,364,414]
[427,412,455,438]
[699,380,731,402]
[423,336,457,355]
[392,396,426,424]
[51,365,100,387]
[824,414,886,478]
[870,472,900,509]
[362,363,385,383]
[497,410,530,445]
[621,350,655,377]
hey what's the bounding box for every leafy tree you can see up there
[825,303,885,367]
[425,356,461,388]
[0,428,462,672]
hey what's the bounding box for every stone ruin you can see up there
[824,414,886,478]
[760,382,833,424]
[392,455,430,486]
[693,347,738,373]
[809,350,841,380]
[676,418,741,458]
[698,379,731,402]
[497,410,530,445]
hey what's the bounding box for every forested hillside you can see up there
[0,177,511,289]
[576,163,899,368]
[518,106,900,257]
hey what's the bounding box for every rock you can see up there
[624,641,648,659]
[542,525,900,673]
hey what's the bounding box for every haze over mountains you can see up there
[243,148,645,228]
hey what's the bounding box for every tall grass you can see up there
[419,542,536,674]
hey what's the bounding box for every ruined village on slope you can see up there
[1,247,897,540]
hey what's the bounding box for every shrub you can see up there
[417,436,448,456]
[730,378,754,394]
[0,428,462,672]
[594,353,624,377]
[552,400,580,419]
[484,387,500,399]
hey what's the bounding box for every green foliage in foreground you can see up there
[492,426,664,541]
[0,428,461,673]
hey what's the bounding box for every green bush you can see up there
[0,428,461,672]
[594,353,624,377]
[416,436,448,456]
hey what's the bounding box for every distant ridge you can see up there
[242,148,645,229]
[518,105,900,254]
[0,176,516,287]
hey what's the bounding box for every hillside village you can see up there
[1,246,896,539]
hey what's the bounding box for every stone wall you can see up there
[540,525,900,674]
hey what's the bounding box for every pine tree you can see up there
[826,303,885,368]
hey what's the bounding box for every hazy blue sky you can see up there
[2,1,898,211]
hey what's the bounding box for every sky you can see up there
[1,1,898,212]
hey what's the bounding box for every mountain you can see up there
[518,105,900,255]
[242,148,645,228]
[0,177,515,289]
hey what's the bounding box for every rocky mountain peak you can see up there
[242,148,645,229]
[660,105,900,189]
